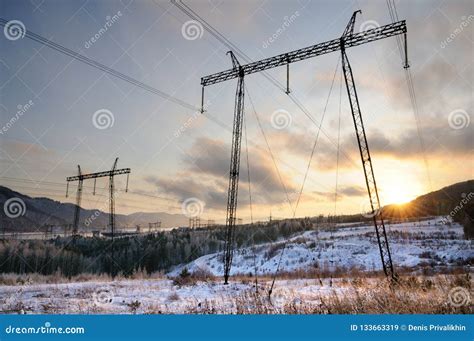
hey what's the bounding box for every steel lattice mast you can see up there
[200,10,408,282]
[340,11,397,278]
[222,51,245,284]
[66,158,130,240]
[72,165,83,237]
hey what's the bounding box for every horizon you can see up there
[1,0,472,225]
[2,178,473,220]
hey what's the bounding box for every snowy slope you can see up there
[170,217,473,276]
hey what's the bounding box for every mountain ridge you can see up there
[0,186,188,231]
[1,179,472,232]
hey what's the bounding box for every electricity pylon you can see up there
[200,10,408,282]
[66,158,130,239]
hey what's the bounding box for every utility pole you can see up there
[200,10,407,282]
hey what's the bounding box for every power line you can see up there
[0,18,198,111]
[0,176,178,202]
[3,183,182,209]
[243,111,253,225]
[246,87,294,213]
[269,57,340,295]
[171,0,360,170]
[334,68,343,217]
[385,1,432,190]
[292,57,340,217]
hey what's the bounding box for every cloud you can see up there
[145,137,299,209]
[265,120,472,172]
[312,185,366,203]
[339,185,366,197]
[367,124,473,158]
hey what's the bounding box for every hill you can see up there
[383,180,473,219]
[1,179,473,234]
[0,186,188,232]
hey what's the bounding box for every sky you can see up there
[0,0,472,224]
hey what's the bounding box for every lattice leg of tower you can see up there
[341,49,395,279]
[109,175,115,239]
[73,179,83,237]
[223,75,245,284]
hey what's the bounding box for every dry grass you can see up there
[0,270,166,286]
[1,273,471,314]
[171,267,215,287]
[231,264,471,283]
[173,274,473,314]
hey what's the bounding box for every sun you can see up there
[384,187,413,205]
[375,160,425,205]
[381,177,422,205]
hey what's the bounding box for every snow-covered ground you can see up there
[0,216,471,314]
[170,216,473,276]
[0,277,351,314]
